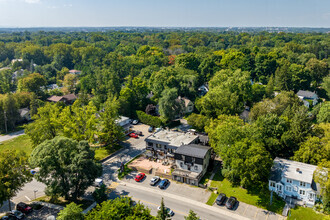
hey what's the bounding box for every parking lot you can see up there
[212,198,285,220]
[124,123,151,148]
[122,171,211,203]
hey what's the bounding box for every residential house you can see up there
[269,157,320,207]
[145,129,199,162]
[296,90,318,108]
[176,96,194,116]
[172,144,212,186]
[18,108,31,122]
[198,84,209,96]
[69,69,82,75]
[47,94,77,105]
[115,116,132,135]
[11,59,23,64]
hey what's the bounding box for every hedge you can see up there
[136,111,163,127]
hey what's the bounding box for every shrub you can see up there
[136,110,163,127]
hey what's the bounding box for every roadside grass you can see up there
[93,144,122,161]
[117,154,142,180]
[206,192,218,206]
[208,172,285,214]
[0,134,32,154]
[288,206,328,220]
[35,196,93,210]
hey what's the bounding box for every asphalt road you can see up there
[0,130,25,143]
[111,182,241,220]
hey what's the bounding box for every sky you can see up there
[0,0,329,27]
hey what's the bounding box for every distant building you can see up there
[115,116,131,135]
[198,84,209,96]
[69,69,82,75]
[172,144,212,186]
[18,108,31,122]
[296,90,318,108]
[269,157,320,207]
[47,84,60,90]
[176,96,194,116]
[47,94,77,105]
[11,59,23,64]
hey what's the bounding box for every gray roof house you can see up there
[296,90,318,108]
[269,157,320,207]
[172,144,212,186]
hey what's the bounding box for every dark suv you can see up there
[216,193,226,205]
[225,196,237,209]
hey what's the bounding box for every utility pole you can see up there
[4,110,7,133]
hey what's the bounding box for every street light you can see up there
[34,190,38,200]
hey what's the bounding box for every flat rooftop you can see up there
[145,129,198,148]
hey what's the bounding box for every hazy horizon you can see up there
[0,0,329,28]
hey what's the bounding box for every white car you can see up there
[157,206,174,216]
[94,178,103,187]
[132,120,138,125]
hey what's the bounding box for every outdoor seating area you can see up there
[127,155,172,177]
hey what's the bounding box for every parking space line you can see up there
[254,209,259,219]
[25,196,31,201]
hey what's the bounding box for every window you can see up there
[192,157,195,163]
[286,178,292,184]
[180,162,183,167]
[182,155,185,161]
[148,142,153,147]
[299,190,305,195]
[194,165,198,170]
[285,186,292,192]
[156,144,161,148]
[300,182,306,187]
[270,182,275,187]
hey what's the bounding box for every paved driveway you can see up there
[212,199,285,220]
[122,171,211,203]
[0,130,24,143]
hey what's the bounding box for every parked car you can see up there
[1,214,17,220]
[94,178,103,187]
[16,202,32,214]
[129,133,138,138]
[135,130,143,136]
[150,176,160,186]
[158,179,170,189]
[216,193,226,205]
[10,211,24,220]
[225,196,237,209]
[134,173,146,182]
[157,206,174,216]
[132,120,138,125]
[148,126,154,132]
[155,127,161,132]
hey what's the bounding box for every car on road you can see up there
[150,176,160,186]
[157,206,174,216]
[132,120,139,125]
[16,202,32,214]
[129,133,139,138]
[216,193,226,205]
[225,196,237,209]
[158,179,170,189]
[148,126,154,132]
[134,173,146,182]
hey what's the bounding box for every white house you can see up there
[296,90,318,108]
[176,96,194,115]
[172,144,212,186]
[269,157,320,207]
[115,116,131,135]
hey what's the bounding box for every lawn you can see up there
[207,172,285,214]
[35,196,94,210]
[0,134,121,162]
[288,206,328,220]
[0,134,33,155]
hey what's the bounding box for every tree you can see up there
[305,58,328,86]
[86,197,155,220]
[57,202,84,220]
[17,73,47,96]
[198,69,251,117]
[317,102,330,124]
[313,160,330,212]
[186,113,209,132]
[185,210,199,220]
[158,88,182,121]
[0,150,32,211]
[265,75,274,97]
[92,184,108,204]
[293,136,329,165]
[157,198,170,220]
[2,93,20,132]
[145,104,157,116]
[99,96,124,147]
[322,76,330,98]
[25,103,62,146]
[62,73,77,94]
[29,136,102,201]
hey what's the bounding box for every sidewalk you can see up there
[0,130,25,143]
